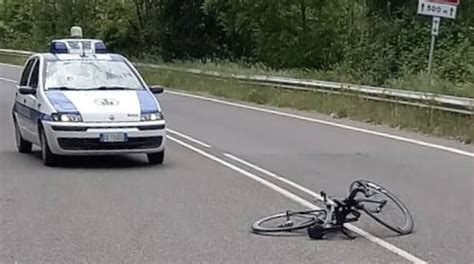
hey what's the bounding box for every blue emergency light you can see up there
[49,39,108,55]
[94,42,108,54]
[49,27,108,55]
[49,41,69,54]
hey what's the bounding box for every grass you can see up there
[140,67,473,143]
[1,52,472,142]
[386,72,474,97]
[0,53,28,66]
[134,55,474,98]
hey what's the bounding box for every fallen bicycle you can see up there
[251,180,414,239]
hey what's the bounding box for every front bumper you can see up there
[42,120,166,155]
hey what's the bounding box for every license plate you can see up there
[100,133,127,143]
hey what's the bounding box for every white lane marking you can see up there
[224,153,324,200]
[224,153,426,263]
[166,128,212,148]
[166,90,474,158]
[167,135,428,264]
[0,77,17,84]
[0,62,23,69]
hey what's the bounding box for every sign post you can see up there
[417,0,459,75]
[428,17,440,74]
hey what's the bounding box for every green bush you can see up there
[1,0,473,95]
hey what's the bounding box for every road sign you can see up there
[418,0,458,19]
[429,0,459,5]
[431,17,441,36]
[419,1,461,77]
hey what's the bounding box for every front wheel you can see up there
[147,150,164,165]
[40,129,59,167]
[351,180,414,235]
[251,210,324,233]
[14,119,32,153]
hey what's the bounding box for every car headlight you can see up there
[141,112,164,121]
[51,113,83,122]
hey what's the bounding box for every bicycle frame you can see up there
[308,185,387,239]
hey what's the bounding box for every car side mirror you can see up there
[18,86,36,95]
[149,85,164,94]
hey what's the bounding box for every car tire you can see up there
[14,119,32,153]
[40,128,59,167]
[147,150,164,165]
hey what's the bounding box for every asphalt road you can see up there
[0,64,473,264]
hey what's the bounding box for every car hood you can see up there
[46,90,159,122]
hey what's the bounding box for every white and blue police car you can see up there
[12,30,166,166]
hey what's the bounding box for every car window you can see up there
[44,60,144,90]
[28,60,40,89]
[19,58,36,86]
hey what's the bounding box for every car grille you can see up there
[51,124,165,132]
[52,126,88,132]
[58,136,163,151]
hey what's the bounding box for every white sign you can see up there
[431,17,441,36]
[418,0,457,19]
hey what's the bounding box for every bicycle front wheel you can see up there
[351,180,414,235]
[251,210,324,233]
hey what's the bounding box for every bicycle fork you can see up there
[307,192,358,240]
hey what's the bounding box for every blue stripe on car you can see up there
[46,91,78,113]
[137,90,159,114]
[13,102,51,121]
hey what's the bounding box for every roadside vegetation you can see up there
[1,0,474,96]
[141,67,474,143]
[135,57,474,99]
[0,1,472,142]
[0,53,26,66]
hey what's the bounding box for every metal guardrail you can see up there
[0,48,34,56]
[1,48,473,115]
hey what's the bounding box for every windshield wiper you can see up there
[48,86,136,91]
[48,86,81,91]
[96,86,134,90]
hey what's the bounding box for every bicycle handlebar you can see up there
[348,186,367,201]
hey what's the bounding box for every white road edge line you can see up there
[166,90,474,158]
[0,62,23,69]
[166,128,212,148]
[224,153,427,264]
[224,153,324,200]
[167,135,427,264]
[0,77,17,84]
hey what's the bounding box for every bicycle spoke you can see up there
[351,180,414,234]
[295,214,317,220]
[252,211,320,232]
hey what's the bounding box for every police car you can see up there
[12,27,166,166]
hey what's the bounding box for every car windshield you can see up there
[44,60,144,90]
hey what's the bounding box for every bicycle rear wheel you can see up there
[350,180,414,235]
[251,210,324,233]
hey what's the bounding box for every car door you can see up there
[24,58,42,143]
[15,57,36,142]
